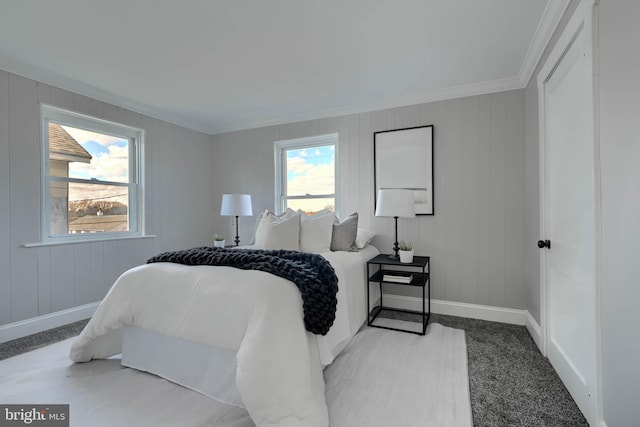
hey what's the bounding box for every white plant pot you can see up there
[399,249,414,263]
[214,240,225,248]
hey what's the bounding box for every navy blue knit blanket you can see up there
[147,247,338,335]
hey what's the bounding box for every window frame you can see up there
[273,133,339,215]
[40,104,145,244]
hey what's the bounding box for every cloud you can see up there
[69,144,129,183]
[286,156,335,195]
[62,126,125,147]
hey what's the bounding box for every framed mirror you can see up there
[374,125,434,215]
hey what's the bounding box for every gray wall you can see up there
[599,1,640,425]
[212,90,527,309]
[0,70,215,327]
[523,79,541,324]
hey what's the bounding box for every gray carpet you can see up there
[0,319,89,361]
[0,314,588,427]
[381,311,589,427]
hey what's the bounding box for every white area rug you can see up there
[0,322,471,427]
[325,322,472,427]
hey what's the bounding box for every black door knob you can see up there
[538,240,551,249]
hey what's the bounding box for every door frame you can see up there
[537,0,602,424]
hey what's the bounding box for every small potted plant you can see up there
[213,234,226,248]
[398,241,414,263]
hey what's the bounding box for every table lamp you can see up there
[220,194,253,246]
[375,189,415,259]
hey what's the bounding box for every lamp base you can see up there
[234,216,241,246]
[390,234,400,259]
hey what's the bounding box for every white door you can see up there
[539,4,598,424]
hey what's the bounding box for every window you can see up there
[274,134,338,215]
[41,105,144,243]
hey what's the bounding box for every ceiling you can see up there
[0,1,567,135]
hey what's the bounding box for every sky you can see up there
[285,145,335,212]
[61,125,130,205]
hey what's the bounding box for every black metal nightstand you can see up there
[366,253,431,335]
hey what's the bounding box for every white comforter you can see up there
[70,246,378,427]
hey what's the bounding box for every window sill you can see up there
[23,234,156,248]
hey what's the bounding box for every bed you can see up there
[70,239,379,427]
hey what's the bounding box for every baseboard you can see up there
[0,296,545,348]
[0,302,99,344]
[382,294,528,326]
[524,310,543,352]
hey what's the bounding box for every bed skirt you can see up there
[122,326,243,407]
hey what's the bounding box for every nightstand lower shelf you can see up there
[368,306,430,335]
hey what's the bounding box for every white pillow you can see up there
[249,208,297,245]
[355,227,376,249]
[253,211,300,250]
[300,212,337,253]
[280,208,299,220]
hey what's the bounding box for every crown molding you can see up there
[518,0,572,87]
[211,76,523,135]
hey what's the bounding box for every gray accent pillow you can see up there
[330,212,359,252]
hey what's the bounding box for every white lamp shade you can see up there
[220,194,253,216]
[375,189,415,218]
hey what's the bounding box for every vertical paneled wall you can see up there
[0,71,10,325]
[211,90,526,310]
[599,1,640,424]
[0,70,215,327]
